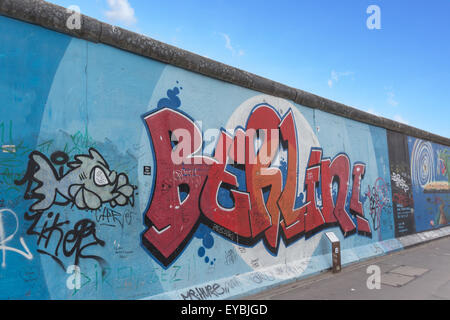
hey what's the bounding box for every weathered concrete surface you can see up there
[0,0,448,147]
[243,234,450,300]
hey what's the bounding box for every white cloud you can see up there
[328,70,354,88]
[220,33,244,57]
[105,0,137,26]
[222,33,233,51]
[386,87,399,107]
[393,114,409,125]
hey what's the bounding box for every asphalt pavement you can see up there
[243,235,450,300]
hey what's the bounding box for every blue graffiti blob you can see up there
[195,224,215,249]
[203,233,214,249]
[195,224,215,264]
[295,192,305,208]
[198,247,206,257]
[279,158,288,187]
[157,84,182,109]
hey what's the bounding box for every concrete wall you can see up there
[0,3,449,300]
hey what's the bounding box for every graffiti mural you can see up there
[408,137,450,232]
[438,149,450,184]
[364,177,392,239]
[5,147,138,279]
[0,11,448,300]
[15,149,136,212]
[24,211,106,272]
[0,209,33,268]
[387,130,416,237]
[141,104,372,267]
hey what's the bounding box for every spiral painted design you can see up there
[411,139,435,189]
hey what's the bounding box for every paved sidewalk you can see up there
[243,236,450,300]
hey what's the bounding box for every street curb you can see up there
[397,225,450,250]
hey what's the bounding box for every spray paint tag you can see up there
[143,166,152,176]
[2,145,16,153]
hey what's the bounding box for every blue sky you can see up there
[48,0,450,138]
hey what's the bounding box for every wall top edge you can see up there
[1,0,449,146]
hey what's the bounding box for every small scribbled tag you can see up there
[143,166,152,176]
[2,145,16,153]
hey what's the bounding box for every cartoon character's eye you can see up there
[94,167,110,186]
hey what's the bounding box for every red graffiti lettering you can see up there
[142,107,371,266]
[350,164,371,236]
[200,131,252,239]
[142,109,209,264]
[245,106,282,251]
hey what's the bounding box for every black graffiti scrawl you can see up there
[15,148,136,211]
[386,130,416,237]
